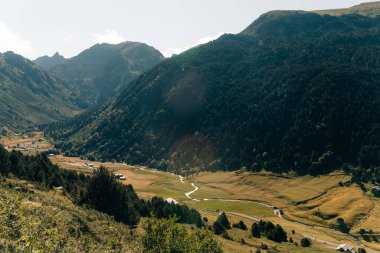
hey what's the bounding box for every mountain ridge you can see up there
[0,51,80,128]
[50,41,165,107]
[46,6,380,177]
[34,52,67,69]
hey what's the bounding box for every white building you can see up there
[336,244,356,253]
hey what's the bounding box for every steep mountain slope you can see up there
[0,52,79,128]
[34,52,67,69]
[47,6,380,176]
[51,42,164,107]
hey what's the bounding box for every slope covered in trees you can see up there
[50,42,165,107]
[0,147,218,252]
[0,145,203,227]
[47,6,380,179]
[0,51,79,128]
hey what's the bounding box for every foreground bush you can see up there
[142,216,222,253]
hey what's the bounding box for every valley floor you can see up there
[2,131,379,252]
[50,154,380,253]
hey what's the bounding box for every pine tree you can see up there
[216,212,231,229]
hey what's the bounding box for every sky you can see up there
[0,0,378,59]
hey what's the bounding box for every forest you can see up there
[46,12,380,182]
[0,145,203,227]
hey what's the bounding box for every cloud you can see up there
[0,22,33,57]
[161,32,223,57]
[93,30,124,44]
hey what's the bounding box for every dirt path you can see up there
[137,167,375,252]
[179,175,377,252]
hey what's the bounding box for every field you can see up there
[1,130,53,155]
[2,132,380,252]
[49,154,380,252]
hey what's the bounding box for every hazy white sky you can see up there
[0,0,377,59]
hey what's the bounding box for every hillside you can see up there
[0,51,79,129]
[46,6,380,177]
[314,1,380,17]
[51,42,165,107]
[0,178,136,252]
[34,52,67,69]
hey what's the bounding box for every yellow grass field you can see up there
[49,154,380,252]
[1,131,52,155]
[191,171,350,207]
[2,133,379,252]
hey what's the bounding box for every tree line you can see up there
[0,145,203,228]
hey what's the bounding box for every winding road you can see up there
[139,167,375,252]
[180,174,375,252]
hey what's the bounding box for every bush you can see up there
[336,217,349,233]
[142,217,222,253]
[252,220,287,242]
[212,221,226,235]
[300,238,311,247]
[232,220,247,230]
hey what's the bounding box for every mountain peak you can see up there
[34,52,67,69]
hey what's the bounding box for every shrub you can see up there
[336,217,349,233]
[232,220,247,230]
[300,238,311,247]
[142,217,222,253]
[212,221,226,235]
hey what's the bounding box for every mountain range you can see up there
[34,52,67,69]
[0,42,164,129]
[47,42,164,107]
[0,51,78,128]
[46,3,380,176]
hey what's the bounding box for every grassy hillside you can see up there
[314,1,380,17]
[48,153,378,252]
[0,178,136,252]
[51,42,164,107]
[0,52,80,129]
[47,8,380,178]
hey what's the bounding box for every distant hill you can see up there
[0,51,79,129]
[51,42,165,107]
[313,1,380,17]
[47,5,380,176]
[34,52,67,69]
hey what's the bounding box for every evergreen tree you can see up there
[251,223,261,238]
[212,221,226,235]
[216,212,231,229]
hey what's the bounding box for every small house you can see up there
[336,244,356,253]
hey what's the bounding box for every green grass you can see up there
[0,178,138,252]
